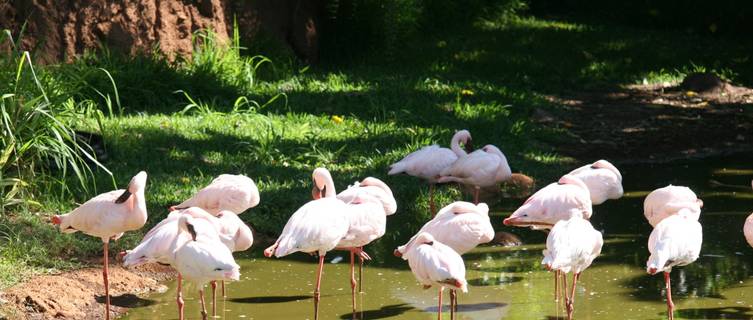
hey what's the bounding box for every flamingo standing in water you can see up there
[394,201,493,318]
[389,130,473,216]
[644,185,703,227]
[438,144,512,204]
[171,174,260,215]
[503,174,592,303]
[403,232,468,320]
[264,168,350,320]
[52,171,148,320]
[173,214,241,320]
[646,213,703,320]
[542,216,603,320]
[335,177,397,313]
[568,159,624,205]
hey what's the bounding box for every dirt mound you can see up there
[0,0,321,63]
[1,263,176,319]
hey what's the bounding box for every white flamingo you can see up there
[395,201,493,318]
[52,171,148,320]
[646,213,703,320]
[568,159,623,205]
[403,232,468,320]
[437,144,512,204]
[173,214,240,320]
[171,174,260,215]
[389,130,473,215]
[263,168,350,320]
[644,185,703,227]
[542,216,603,320]
[335,177,397,313]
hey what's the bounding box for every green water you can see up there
[123,157,753,319]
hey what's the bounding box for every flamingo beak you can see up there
[311,185,322,200]
[464,138,474,153]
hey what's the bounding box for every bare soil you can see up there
[0,263,176,320]
[536,79,753,163]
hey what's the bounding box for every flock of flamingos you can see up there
[49,129,752,320]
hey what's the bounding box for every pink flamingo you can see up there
[568,159,623,205]
[744,212,753,248]
[52,171,148,320]
[646,213,702,320]
[403,232,468,320]
[173,214,241,320]
[335,177,397,313]
[395,201,493,318]
[263,168,350,320]
[438,144,512,204]
[542,216,603,320]
[171,174,260,215]
[644,185,703,227]
[389,130,473,215]
[503,174,592,303]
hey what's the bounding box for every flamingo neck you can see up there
[449,132,468,157]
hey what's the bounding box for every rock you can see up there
[680,72,727,93]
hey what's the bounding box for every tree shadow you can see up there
[424,302,507,313]
[228,295,311,304]
[95,294,156,308]
[339,303,414,320]
[675,306,753,319]
[468,276,524,286]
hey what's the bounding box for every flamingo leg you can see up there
[562,272,568,313]
[473,186,480,205]
[314,254,325,320]
[350,250,357,315]
[665,272,674,320]
[566,273,580,320]
[103,242,111,320]
[429,183,436,217]
[211,281,217,317]
[199,288,208,320]
[438,287,444,320]
[177,274,184,320]
[358,246,364,293]
[222,280,226,297]
[554,270,559,302]
[450,289,457,320]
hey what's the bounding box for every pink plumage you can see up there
[644,185,702,227]
[568,159,623,205]
[504,174,592,229]
[437,144,512,189]
[388,130,472,183]
[173,174,260,215]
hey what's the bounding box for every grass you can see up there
[1,4,752,297]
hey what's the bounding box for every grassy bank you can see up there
[1,5,752,295]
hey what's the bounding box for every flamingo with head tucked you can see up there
[52,171,148,320]
[389,130,473,215]
[263,168,350,320]
[568,159,623,205]
[171,174,260,215]
[403,232,468,320]
[438,144,512,204]
[542,216,603,320]
[644,185,703,227]
[395,201,493,318]
[646,213,702,320]
[335,177,397,313]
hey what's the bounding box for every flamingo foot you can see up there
[264,241,279,258]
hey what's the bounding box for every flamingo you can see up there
[402,232,468,320]
[389,129,473,215]
[173,214,241,320]
[568,159,623,205]
[171,174,260,215]
[503,174,591,303]
[644,185,703,227]
[395,201,493,318]
[51,171,148,320]
[646,214,703,320]
[744,212,753,249]
[437,144,512,204]
[542,216,603,320]
[335,177,397,313]
[263,168,350,320]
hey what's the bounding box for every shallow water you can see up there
[123,156,753,319]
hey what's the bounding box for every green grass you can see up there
[1,5,752,295]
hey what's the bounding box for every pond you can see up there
[123,156,753,319]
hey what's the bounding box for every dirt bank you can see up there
[0,263,176,320]
[537,79,753,164]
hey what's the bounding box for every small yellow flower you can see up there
[709,23,717,33]
[685,91,697,97]
[331,115,344,124]
[180,177,190,184]
[461,89,475,96]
